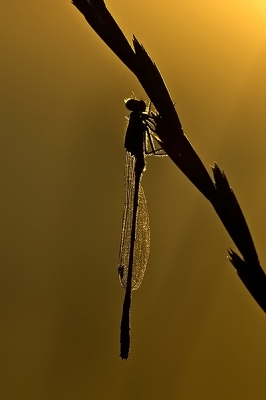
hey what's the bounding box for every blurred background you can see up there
[1,1,266,399]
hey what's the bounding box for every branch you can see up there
[72,0,266,313]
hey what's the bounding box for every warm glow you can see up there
[1,1,266,399]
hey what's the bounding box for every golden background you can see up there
[1,1,266,398]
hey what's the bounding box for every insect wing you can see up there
[132,182,150,289]
[118,152,150,290]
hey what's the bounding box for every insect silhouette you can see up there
[118,98,165,359]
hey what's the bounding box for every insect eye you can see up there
[125,99,146,113]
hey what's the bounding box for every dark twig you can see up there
[72,0,266,312]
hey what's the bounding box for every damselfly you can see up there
[118,98,164,360]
